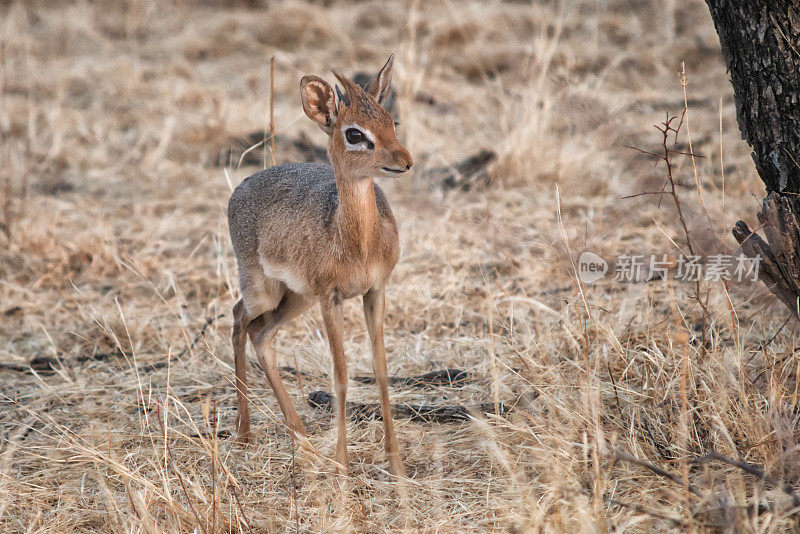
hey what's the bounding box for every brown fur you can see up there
[228,55,411,478]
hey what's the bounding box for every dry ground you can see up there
[1,0,799,532]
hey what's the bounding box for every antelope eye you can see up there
[345,128,364,144]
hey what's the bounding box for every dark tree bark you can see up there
[705,1,800,318]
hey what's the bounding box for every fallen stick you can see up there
[278,367,472,389]
[352,368,470,388]
[307,390,510,423]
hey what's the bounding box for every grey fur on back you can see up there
[229,162,338,262]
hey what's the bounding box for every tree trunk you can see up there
[705,1,800,318]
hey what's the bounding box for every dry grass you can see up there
[1,0,798,532]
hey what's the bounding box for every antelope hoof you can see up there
[390,459,406,478]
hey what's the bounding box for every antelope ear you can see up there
[366,54,394,105]
[300,75,336,135]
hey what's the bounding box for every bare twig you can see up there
[761,314,793,347]
[692,450,800,509]
[613,450,704,497]
[626,112,710,351]
[269,55,276,167]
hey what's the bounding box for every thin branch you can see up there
[613,450,704,497]
[692,451,800,509]
[269,55,276,167]
[625,145,665,160]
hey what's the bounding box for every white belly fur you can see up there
[259,257,387,299]
[258,257,310,295]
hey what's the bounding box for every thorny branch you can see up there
[625,111,710,352]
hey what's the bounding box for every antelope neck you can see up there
[331,164,380,256]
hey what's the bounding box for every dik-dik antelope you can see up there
[227,55,411,477]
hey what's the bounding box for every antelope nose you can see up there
[391,146,413,171]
